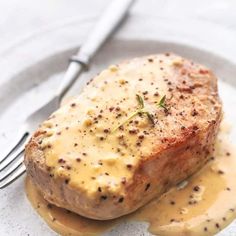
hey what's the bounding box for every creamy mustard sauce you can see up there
[39,57,169,195]
[25,177,117,236]
[38,54,219,198]
[25,124,236,236]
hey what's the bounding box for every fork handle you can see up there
[56,0,135,100]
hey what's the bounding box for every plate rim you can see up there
[1,14,236,86]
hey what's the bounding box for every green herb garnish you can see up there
[112,94,155,132]
[156,95,167,110]
[112,94,168,133]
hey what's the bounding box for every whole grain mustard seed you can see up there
[118,197,124,203]
[129,129,138,134]
[191,109,198,116]
[145,183,151,191]
[58,158,66,164]
[218,170,224,175]
[70,103,76,107]
[100,195,107,200]
[126,164,132,169]
[193,186,200,192]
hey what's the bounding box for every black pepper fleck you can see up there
[101,195,107,200]
[145,183,151,191]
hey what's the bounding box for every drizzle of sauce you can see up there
[25,125,236,236]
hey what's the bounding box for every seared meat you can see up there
[24,54,222,220]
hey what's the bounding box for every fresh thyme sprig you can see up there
[112,94,168,133]
[156,95,167,111]
[112,94,155,133]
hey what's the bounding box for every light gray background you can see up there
[1,0,236,54]
[1,1,236,236]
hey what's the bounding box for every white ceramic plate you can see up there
[0,14,236,235]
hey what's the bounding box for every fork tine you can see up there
[0,135,29,171]
[0,147,24,171]
[0,164,26,189]
[0,130,29,164]
[0,155,24,182]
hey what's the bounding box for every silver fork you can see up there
[0,0,134,189]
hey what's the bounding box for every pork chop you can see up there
[24,53,222,220]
